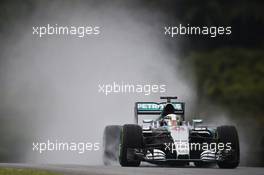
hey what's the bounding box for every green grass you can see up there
[0,168,62,175]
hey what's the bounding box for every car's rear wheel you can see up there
[103,125,122,166]
[217,125,240,168]
[119,124,143,167]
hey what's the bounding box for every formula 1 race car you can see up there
[103,97,240,168]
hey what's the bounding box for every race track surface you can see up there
[0,164,263,175]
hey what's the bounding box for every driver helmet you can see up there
[163,114,182,126]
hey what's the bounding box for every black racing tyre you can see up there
[103,125,122,166]
[119,124,143,167]
[217,125,240,168]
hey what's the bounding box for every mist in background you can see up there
[0,0,263,166]
[0,1,196,164]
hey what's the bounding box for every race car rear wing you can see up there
[134,102,185,124]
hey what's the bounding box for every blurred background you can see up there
[0,0,263,166]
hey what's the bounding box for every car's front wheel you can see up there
[217,125,240,168]
[119,124,143,167]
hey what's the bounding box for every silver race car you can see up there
[103,96,239,168]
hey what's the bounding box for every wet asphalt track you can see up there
[0,164,263,175]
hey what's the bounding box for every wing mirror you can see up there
[143,119,154,123]
[192,119,203,127]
